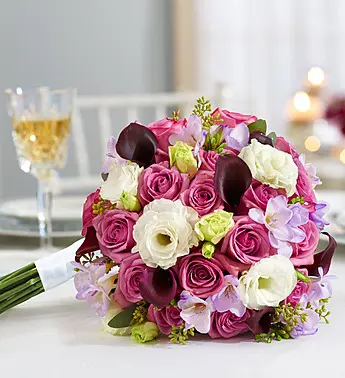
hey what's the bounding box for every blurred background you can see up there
[1,0,345,242]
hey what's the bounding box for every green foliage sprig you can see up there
[192,96,223,130]
[169,324,195,345]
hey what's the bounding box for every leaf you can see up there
[75,226,99,262]
[108,304,137,328]
[267,131,277,146]
[303,232,337,276]
[248,119,267,134]
[116,122,158,167]
[214,154,252,207]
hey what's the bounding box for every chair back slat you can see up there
[154,105,166,120]
[98,107,112,156]
[127,107,139,123]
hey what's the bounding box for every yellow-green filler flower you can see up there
[169,141,198,176]
[195,210,234,244]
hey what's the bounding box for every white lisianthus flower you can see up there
[132,199,199,269]
[238,255,297,310]
[100,162,143,205]
[239,139,298,196]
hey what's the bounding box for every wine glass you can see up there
[5,87,76,250]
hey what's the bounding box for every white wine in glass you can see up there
[5,87,76,250]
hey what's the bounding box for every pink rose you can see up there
[138,161,190,205]
[212,108,257,128]
[154,148,169,164]
[93,209,138,263]
[291,221,318,266]
[180,170,223,216]
[114,253,145,308]
[238,180,285,215]
[285,280,309,308]
[209,310,251,339]
[199,149,220,171]
[179,253,224,298]
[81,189,100,236]
[275,137,316,202]
[147,117,187,152]
[147,304,183,335]
[217,216,275,276]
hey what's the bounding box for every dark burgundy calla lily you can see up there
[249,131,274,147]
[214,154,252,207]
[116,122,158,167]
[303,232,337,276]
[246,307,275,335]
[75,226,100,262]
[139,267,177,308]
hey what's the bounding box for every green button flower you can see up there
[120,191,141,212]
[195,210,234,245]
[169,141,198,176]
[131,322,159,343]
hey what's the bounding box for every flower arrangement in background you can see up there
[75,97,336,344]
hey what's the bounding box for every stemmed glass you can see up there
[5,87,76,250]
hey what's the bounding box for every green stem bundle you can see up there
[0,263,44,315]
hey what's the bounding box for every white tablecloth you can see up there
[0,241,344,378]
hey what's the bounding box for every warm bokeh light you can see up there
[340,149,345,164]
[305,135,321,152]
[308,67,325,86]
[293,91,311,112]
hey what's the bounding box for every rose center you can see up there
[156,233,172,247]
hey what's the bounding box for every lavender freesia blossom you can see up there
[169,114,207,156]
[249,195,309,257]
[290,309,319,338]
[210,275,246,317]
[72,261,118,317]
[178,290,213,333]
[310,202,329,231]
[299,154,322,189]
[223,123,250,152]
[101,136,126,174]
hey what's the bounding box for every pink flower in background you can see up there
[211,108,257,128]
[199,149,220,172]
[147,117,187,152]
[138,161,189,205]
[291,221,319,266]
[147,304,183,335]
[217,216,274,276]
[114,253,146,308]
[81,189,100,236]
[73,262,118,317]
[179,253,224,298]
[209,309,251,339]
[238,180,285,215]
[180,170,223,216]
[93,209,138,263]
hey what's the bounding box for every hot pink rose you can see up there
[238,180,285,215]
[285,280,309,308]
[217,216,275,276]
[154,148,169,164]
[199,149,220,171]
[147,304,183,335]
[212,108,257,128]
[114,253,145,308]
[138,161,190,205]
[209,310,251,339]
[81,189,100,236]
[275,137,316,202]
[291,221,318,266]
[93,209,138,263]
[147,117,187,152]
[179,253,224,298]
[180,170,223,216]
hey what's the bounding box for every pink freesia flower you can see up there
[178,291,213,333]
[72,262,118,317]
[210,275,246,317]
[211,108,257,128]
[169,114,207,156]
[249,195,309,257]
[299,154,322,189]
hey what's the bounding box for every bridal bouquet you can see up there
[74,97,336,344]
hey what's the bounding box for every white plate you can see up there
[0,196,85,221]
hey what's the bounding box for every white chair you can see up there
[58,84,232,193]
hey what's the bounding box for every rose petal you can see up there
[303,232,337,276]
[139,268,177,308]
[214,154,252,207]
[116,123,158,167]
[75,226,100,262]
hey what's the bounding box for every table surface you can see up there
[0,236,344,378]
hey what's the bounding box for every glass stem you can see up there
[37,176,53,250]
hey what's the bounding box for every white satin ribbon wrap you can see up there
[35,239,84,291]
